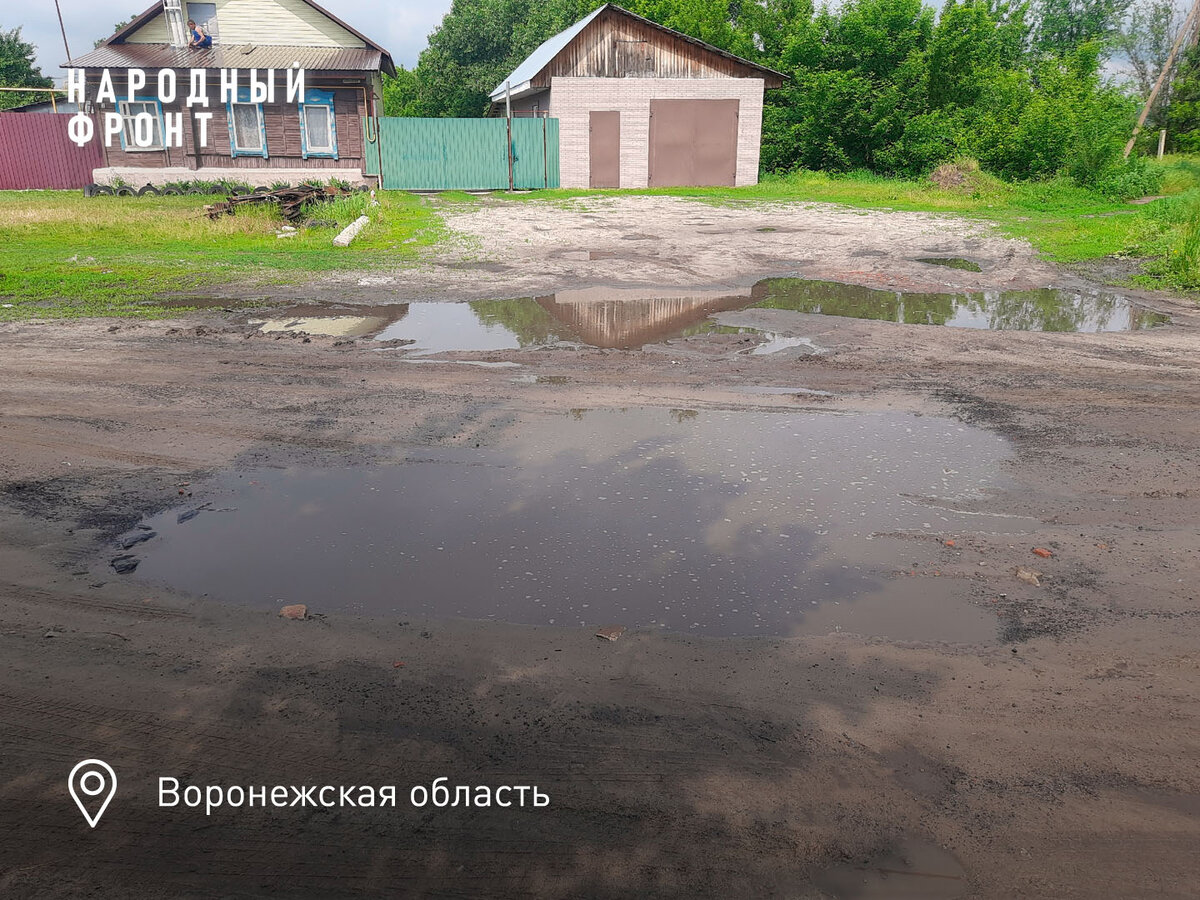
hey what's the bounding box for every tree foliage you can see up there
[1167,47,1200,153]
[95,19,134,49]
[0,26,53,110]
[1029,0,1131,55]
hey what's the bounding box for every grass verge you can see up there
[0,191,443,320]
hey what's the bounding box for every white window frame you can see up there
[298,90,338,159]
[117,99,165,152]
[226,89,268,158]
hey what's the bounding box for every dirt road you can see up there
[1,197,1198,898]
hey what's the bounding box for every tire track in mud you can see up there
[0,583,191,620]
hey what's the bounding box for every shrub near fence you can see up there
[0,113,103,190]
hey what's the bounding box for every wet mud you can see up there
[1,196,1198,898]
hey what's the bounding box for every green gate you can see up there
[364,117,559,191]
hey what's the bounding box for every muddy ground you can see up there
[1,197,1199,898]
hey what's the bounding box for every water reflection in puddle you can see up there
[372,286,758,352]
[134,409,1017,640]
[254,313,389,338]
[250,278,1166,354]
[755,279,1169,332]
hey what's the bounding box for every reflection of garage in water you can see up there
[488,4,784,189]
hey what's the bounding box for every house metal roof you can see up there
[69,0,395,75]
[64,43,386,75]
[489,3,784,102]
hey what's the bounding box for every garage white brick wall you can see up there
[550,77,764,189]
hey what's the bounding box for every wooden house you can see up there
[490,4,784,189]
[64,0,394,186]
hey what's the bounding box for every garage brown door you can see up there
[589,111,620,188]
[647,99,739,187]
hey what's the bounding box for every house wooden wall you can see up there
[84,72,367,175]
[533,9,782,87]
[126,0,366,48]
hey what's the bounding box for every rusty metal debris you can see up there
[205,184,354,223]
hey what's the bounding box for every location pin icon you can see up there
[68,759,117,828]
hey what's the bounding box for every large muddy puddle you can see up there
[756,279,1169,332]
[129,409,1021,640]
[247,279,1166,353]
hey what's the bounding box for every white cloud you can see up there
[10,0,452,84]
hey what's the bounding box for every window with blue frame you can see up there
[298,89,337,159]
[117,98,165,151]
[226,87,267,158]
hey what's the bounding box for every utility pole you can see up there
[1125,0,1200,157]
[54,0,72,62]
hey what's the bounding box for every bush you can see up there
[877,111,960,177]
[1090,155,1164,200]
[1165,198,1200,287]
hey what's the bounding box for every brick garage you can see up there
[491,4,782,190]
[550,76,764,189]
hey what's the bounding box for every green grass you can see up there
[0,191,443,320]
[5,157,1200,320]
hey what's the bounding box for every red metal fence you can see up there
[0,113,102,190]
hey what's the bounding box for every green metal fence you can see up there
[364,117,560,191]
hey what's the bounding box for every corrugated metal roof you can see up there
[64,43,385,73]
[100,0,395,74]
[489,6,605,101]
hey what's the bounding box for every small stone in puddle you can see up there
[595,625,626,642]
[119,530,156,550]
[279,604,308,620]
[110,555,140,574]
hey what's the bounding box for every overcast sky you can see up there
[10,0,454,84]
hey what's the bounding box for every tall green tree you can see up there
[0,26,53,110]
[762,0,934,173]
[928,0,1027,109]
[1030,0,1130,55]
[1166,46,1200,152]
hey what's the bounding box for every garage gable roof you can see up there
[490,3,784,102]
